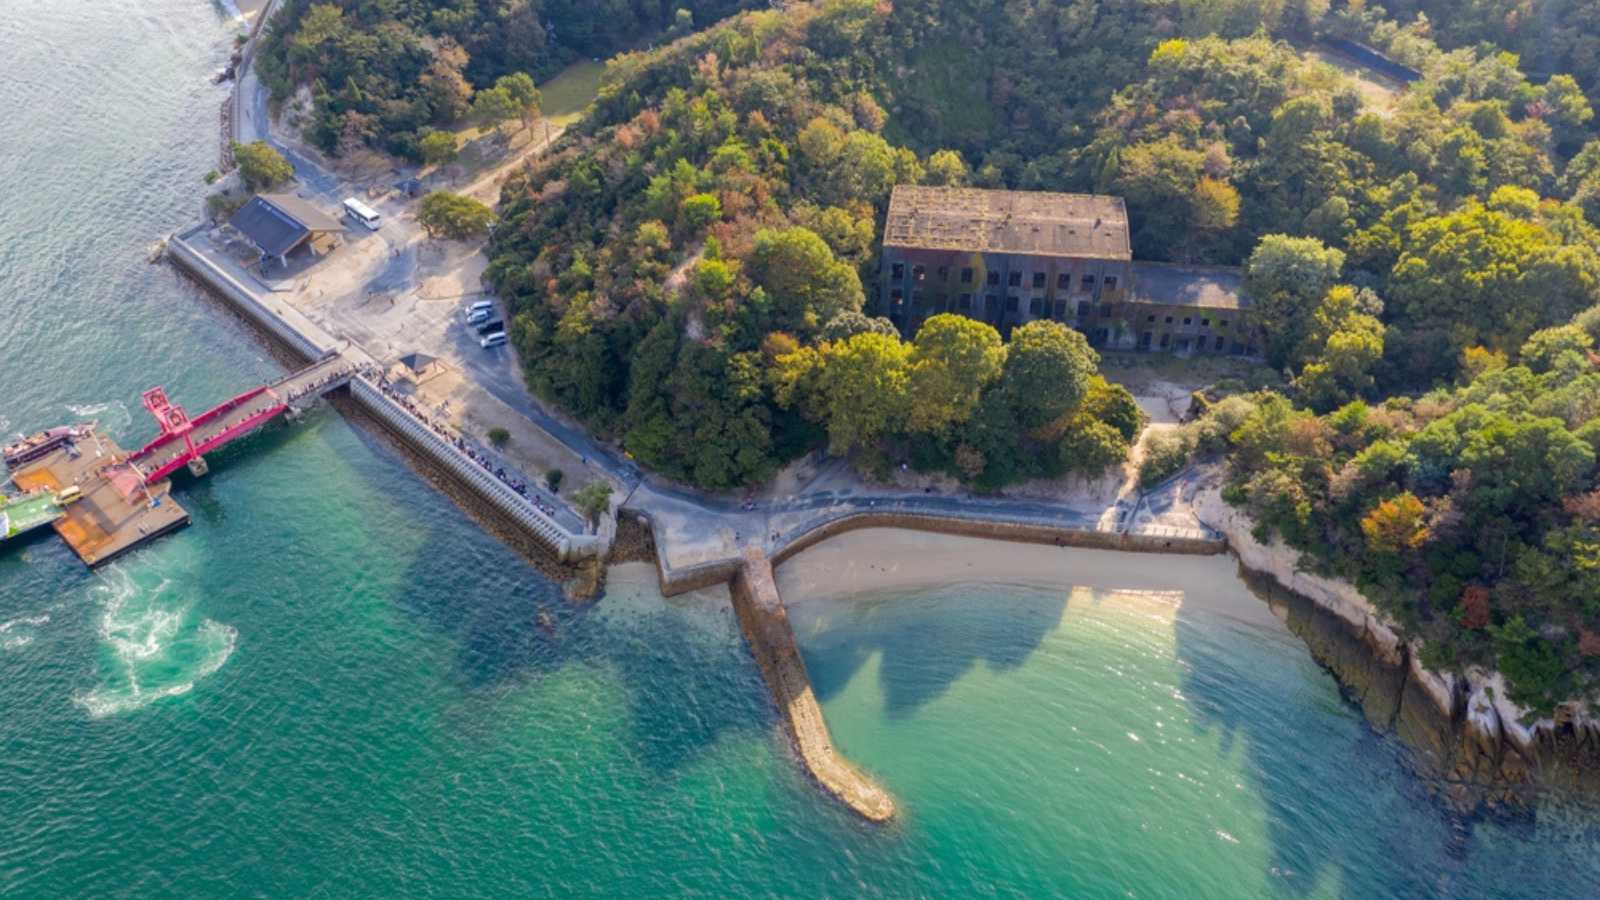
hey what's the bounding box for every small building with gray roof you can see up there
[228,193,344,269]
[877,185,1256,355]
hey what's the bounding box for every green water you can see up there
[2,2,1598,896]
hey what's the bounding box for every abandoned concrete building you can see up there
[877,186,1258,355]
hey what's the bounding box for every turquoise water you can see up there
[2,2,1598,896]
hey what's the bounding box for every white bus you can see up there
[342,197,381,230]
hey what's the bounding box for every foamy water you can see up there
[72,561,237,718]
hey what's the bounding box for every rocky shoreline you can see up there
[1193,485,1600,818]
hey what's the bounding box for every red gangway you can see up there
[124,356,350,484]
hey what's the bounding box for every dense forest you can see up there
[255,0,761,158]
[263,0,1600,708]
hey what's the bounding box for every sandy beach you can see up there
[771,528,1283,630]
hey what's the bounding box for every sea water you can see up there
[1,2,1597,896]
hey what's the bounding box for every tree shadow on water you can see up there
[1170,590,1477,899]
[799,584,1069,719]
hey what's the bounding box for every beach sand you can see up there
[772,528,1282,630]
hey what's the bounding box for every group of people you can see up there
[283,365,355,405]
[367,367,564,523]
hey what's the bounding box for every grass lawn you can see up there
[540,60,606,128]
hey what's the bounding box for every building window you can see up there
[1081,274,1095,292]
[1215,336,1226,351]
[891,263,904,280]
[1182,317,1192,326]
[1200,318,1210,328]
[1054,301,1068,319]
[961,267,973,284]
[1029,298,1043,315]
[1032,272,1046,289]
[1104,275,1118,292]
[959,293,973,310]
[1100,303,1112,317]
[987,271,1000,286]
[1057,273,1071,290]
[1164,316,1174,324]
[891,288,904,308]
[985,294,998,311]
[1076,300,1092,317]
[1160,333,1171,348]
[1006,296,1019,312]
[1219,319,1230,328]
[1146,314,1156,323]
[911,291,923,310]
[1008,271,1022,287]
[934,266,946,281]
[1139,331,1152,349]
[912,265,925,282]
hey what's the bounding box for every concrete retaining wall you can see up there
[771,511,1225,568]
[168,229,326,362]
[352,380,595,561]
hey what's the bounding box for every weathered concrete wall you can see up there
[729,548,895,823]
[350,380,598,560]
[771,511,1224,568]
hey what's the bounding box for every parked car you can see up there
[467,299,494,314]
[480,331,507,349]
[475,318,504,335]
[466,308,492,325]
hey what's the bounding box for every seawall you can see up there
[1193,484,1600,817]
[645,507,1224,598]
[729,548,896,822]
[165,228,599,562]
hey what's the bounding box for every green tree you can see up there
[419,130,459,166]
[418,191,496,239]
[1391,200,1600,354]
[572,481,614,526]
[233,140,293,191]
[1001,321,1097,429]
[1243,234,1346,367]
[494,72,542,131]
[924,149,970,186]
[905,314,1005,434]
[746,227,863,337]
[472,86,520,133]
[813,332,911,454]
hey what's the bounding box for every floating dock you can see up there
[8,425,190,566]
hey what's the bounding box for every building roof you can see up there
[228,193,343,258]
[1130,262,1249,310]
[882,186,1131,260]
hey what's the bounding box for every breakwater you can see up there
[164,227,599,562]
[729,548,896,822]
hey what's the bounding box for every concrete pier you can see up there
[729,547,895,823]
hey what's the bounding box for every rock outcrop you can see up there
[1195,484,1600,818]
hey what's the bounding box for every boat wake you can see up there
[73,563,237,718]
[65,400,131,437]
[0,614,50,651]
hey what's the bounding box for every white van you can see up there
[466,308,492,325]
[342,197,381,230]
[480,331,507,349]
[467,299,494,314]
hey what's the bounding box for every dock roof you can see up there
[1130,262,1249,310]
[883,186,1131,260]
[229,193,344,259]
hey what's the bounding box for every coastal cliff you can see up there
[1193,485,1600,817]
